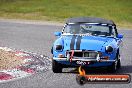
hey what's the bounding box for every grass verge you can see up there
[0,0,132,28]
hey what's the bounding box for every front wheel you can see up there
[117,56,121,69]
[107,54,121,73]
[52,59,62,73]
[107,62,117,73]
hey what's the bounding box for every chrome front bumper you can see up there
[53,54,116,62]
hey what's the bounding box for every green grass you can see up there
[0,0,132,28]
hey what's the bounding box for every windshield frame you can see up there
[62,23,116,37]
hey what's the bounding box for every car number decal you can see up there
[76,60,87,65]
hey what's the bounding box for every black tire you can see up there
[107,53,121,73]
[116,51,121,69]
[52,59,62,73]
[107,62,117,73]
[117,59,121,69]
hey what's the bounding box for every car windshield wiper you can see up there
[94,34,114,38]
[106,36,114,38]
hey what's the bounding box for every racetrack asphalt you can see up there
[0,20,132,88]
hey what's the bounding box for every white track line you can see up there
[0,19,63,26]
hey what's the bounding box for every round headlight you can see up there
[56,45,63,50]
[105,46,113,53]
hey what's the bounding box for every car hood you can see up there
[63,35,112,51]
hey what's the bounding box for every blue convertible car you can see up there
[51,17,123,73]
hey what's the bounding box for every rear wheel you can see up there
[52,59,62,73]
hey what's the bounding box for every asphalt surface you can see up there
[0,20,132,88]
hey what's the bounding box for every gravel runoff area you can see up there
[0,49,23,70]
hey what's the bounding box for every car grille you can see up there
[66,50,98,59]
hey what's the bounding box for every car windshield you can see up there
[63,23,113,36]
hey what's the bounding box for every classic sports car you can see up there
[51,17,123,73]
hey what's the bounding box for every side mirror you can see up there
[117,34,123,39]
[54,32,61,36]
